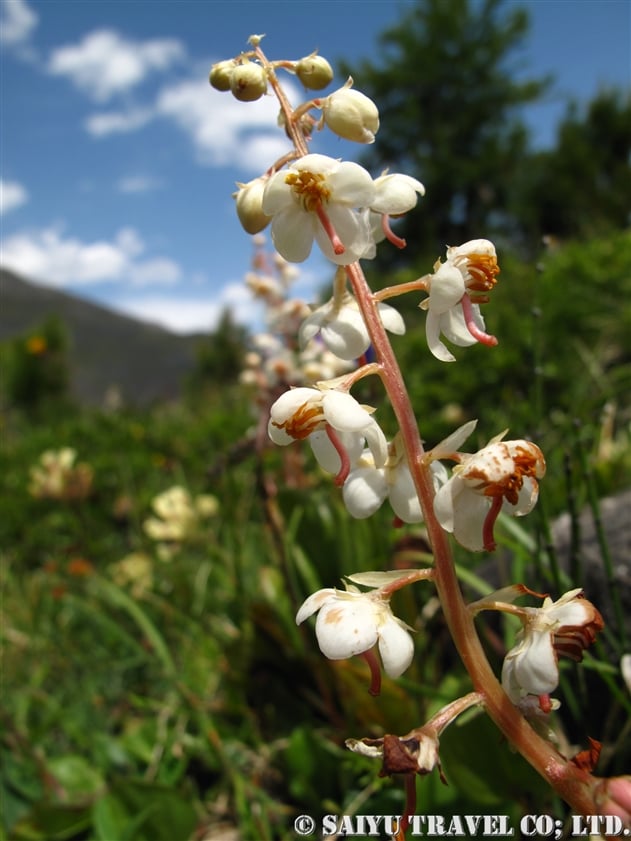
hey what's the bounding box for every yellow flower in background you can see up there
[28,448,93,502]
[143,485,219,549]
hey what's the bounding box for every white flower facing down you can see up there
[299,289,405,361]
[343,438,449,523]
[431,426,546,552]
[296,579,415,678]
[420,239,500,362]
[262,154,375,265]
[500,588,604,710]
[268,386,388,470]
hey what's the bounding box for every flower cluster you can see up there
[143,485,218,557]
[28,447,93,502]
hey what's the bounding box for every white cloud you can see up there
[0,0,37,46]
[113,283,261,334]
[48,29,185,101]
[116,174,165,194]
[85,107,154,137]
[0,178,29,214]
[156,77,298,172]
[0,225,181,288]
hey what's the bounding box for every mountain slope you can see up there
[1,269,204,406]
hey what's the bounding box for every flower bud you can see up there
[230,62,268,102]
[233,177,271,234]
[320,78,379,143]
[295,53,334,90]
[209,60,235,92]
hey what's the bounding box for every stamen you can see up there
[325,424,351,486]
[460,293,498,347]
[381,214,407,249]
[538,694,553,714]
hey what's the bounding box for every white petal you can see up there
[371,173,425,214]
[377,301,406,335]
[268,418,294,446]
[261,170,294,214]
[513,631,559,695]
[433,479,457,532]
[315,597,379,659]
[428,264,465,312]
[378,616,415,677]
[425,311,456,363]
[298,309,327,348]
[320,309,370,359]
[503,477,539,517]
[363,420,388,467]
[296,588,336,624]
[328,161,376,206]
[430,420,477,460]
[270,208,315,263]
[452,491,491,552]
[269,387,319,422]
[321,390,372,431]
[295,153,338,174]
[441,307,478,347]
[389,465,424,523]
[309,429,364,474]
[343,466,388,518]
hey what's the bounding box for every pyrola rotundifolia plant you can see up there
[210,36,631,835]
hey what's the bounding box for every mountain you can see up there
[1,269,205,406]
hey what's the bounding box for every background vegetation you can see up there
[1,1,630,839]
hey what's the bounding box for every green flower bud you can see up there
[230,62,268,102]
[233,177,271,234]
[295,53,334,90]
[209,60,235,92]
[321,78,379,144]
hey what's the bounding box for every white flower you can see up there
[501,589,604,707]
[299,290,404,361]
[343,438,448,523]
[431,427,546,551]
[268,386,388,468]
[296,581,414,678]
[262,154,375,265]
[371,172,425,215]
[420,239,500,362]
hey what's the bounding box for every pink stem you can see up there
[343,259,601,814]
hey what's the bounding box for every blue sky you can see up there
[1,0,629,334]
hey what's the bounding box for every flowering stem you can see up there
[343,258,600,814]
